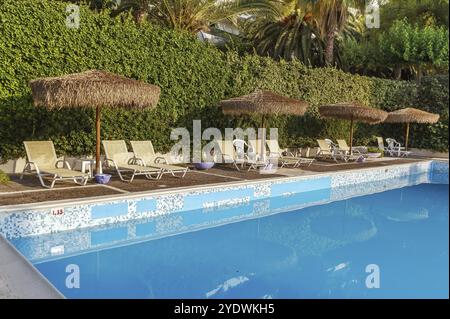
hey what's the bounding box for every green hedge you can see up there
[0,0,448,162]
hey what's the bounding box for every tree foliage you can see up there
[378,19,448,81]
[0,0,448,163]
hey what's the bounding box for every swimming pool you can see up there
[1,161,448,299]
[11,182,449,299]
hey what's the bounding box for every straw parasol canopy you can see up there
[318,102,388,154]
[220,90,309,156]
[221,90,309,117]
[30,70,161,174]
[385,108,440,151]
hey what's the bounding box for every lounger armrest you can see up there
[285,151,296,157]
[154,156,167,164]
[268,151,282,158]
[133,157,146,166]
[244,154,257,162]
[55,160,72,170]
[26,161,41,174]
[105,158,119,169]
[222,153,234,161]
[247,151,259,161]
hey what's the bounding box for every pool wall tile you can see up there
[0,160,445,240]
[91,202,129,220]
[182,187,253,211]
[430,161,449,184]
[271,177,330,197]
[135,199,157,214]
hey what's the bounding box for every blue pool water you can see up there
[27,183,448,299]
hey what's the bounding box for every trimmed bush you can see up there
[0,0,448,162]
[0,170,10,184]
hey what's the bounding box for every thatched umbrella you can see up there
[384,107,440,151]
[319,102,388,154]
[220,90,309,156]
[29,70,161,174]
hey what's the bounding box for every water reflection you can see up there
[11,184,450,298]
[368,187,431,222]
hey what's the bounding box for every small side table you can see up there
[77,158,102,178]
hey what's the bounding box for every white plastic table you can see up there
[77,158,102,178]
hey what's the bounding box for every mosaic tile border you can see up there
[430,160,449,184]
[0,160,447,240]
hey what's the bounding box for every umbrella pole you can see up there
[95,106,101,175]
[405,122,410,151]
[349,117,354,155]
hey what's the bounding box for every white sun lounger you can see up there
[385,138,411,157]
[130,140,189,178]
[266,139,315,168]
[102,140,162,182]
[21,141,89,189]
[336,139,367,162]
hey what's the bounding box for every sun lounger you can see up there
[102,140,162,182]
[376,136,389,154]
[336,139,366,162]
[21,141,89,189]
[316,139,340,162]
[247,139,279,171]
[213,139,241,170]
[266,139,315,168]
[385,138,411,157]
[130,140,189,178]
[232,139,269,171]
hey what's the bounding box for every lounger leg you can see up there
[129,172,136,183]
[20,162,32,180]
[116,169,126,182]
[172,169,188,178]
[117,169,135,183]
[49,175,57,189]
[144,172,160,180]
[73,177,89,186]
[34,173,51,189]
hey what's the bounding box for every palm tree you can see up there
[244,2,323,65]
[112,0,151,24]
[242,0,365,66]
[304,0,365,66]
[113,0,277,32]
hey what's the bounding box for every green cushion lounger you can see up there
[129,140,189,178]
[102,140,163,183]
[21,141,89,189]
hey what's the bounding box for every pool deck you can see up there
[0,235,63,299]
[0,156,447,299]
[0,157,432,208]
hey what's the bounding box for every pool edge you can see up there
[0,235,63,299]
